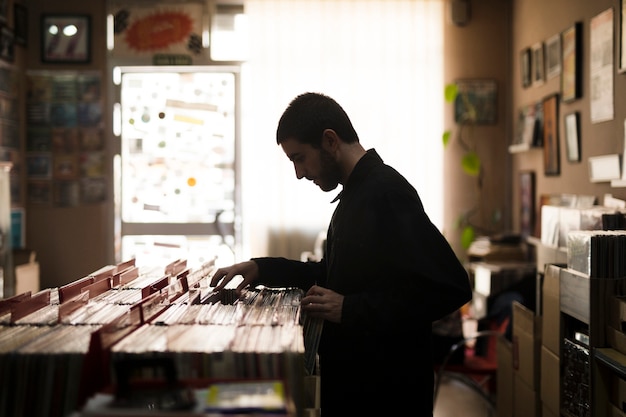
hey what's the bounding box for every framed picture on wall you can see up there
[521,47,532,88]
[453,79,497,125]
[13,3,27,46]
[41,14,91,63]
[545,33,562,80]
[561,22,582,102]
[532,42,545,85]
[564,112,581,162]
[542,93,560,176]
[618,0,626,72]
[0,27,14,63]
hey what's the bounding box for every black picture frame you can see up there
[617,0,626,73]
[532,42,545,86]
[0,27,14,63]
[521,47,532,88]
[542,93,560,176]
[41,14,91,64]
[13,3,27,46]
[561,21,582,103]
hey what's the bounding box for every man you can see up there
[211,92,472,416]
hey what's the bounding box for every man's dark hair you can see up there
[276,92,359,147]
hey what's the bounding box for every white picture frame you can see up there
[564,112,580,162]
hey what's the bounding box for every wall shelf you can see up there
[508,143,542,154]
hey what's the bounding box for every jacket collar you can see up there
[330,149,382,203]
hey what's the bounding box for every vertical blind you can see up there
[240,0,444,259]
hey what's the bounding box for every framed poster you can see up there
[590,7,614,123]
[621,0,626,72]
[521,47,532,88]
[545,33,562,80]
[561,22,582,102]
[542,94,560,176]
[41,14,91,63]
[564,112,581,162]
[453,79,497,125]
[532,42,545,85]
[13,3,27,46]
[0,27,14,63]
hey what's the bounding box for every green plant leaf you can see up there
[444,84,458,102]
[461,225,475,249]
[442,131,451,147]
[461,152,481,176]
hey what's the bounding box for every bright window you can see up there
[240,0,444,259]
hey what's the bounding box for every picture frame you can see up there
[0,0,7,25]
[13,3,27,46]
[41,14,91,63]
[0,27,14,63]
[10,207,25,249]
[453,79,497,125]
[564,112,581,162]
[521,47,532,88]
[542,93,560,176]
[561,22,582,102]
[532,42,545,85]
[545,33,562,80]
[519,171,536,239]
[27,180,52,205]
[617,0,626,73]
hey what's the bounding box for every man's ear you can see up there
[321,129,340,151]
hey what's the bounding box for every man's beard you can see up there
[316,148,342,192]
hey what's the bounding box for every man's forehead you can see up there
[281,138,315,159]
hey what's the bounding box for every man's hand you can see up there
[210,260,259,296]
[301,285,344,323]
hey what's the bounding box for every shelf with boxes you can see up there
[557,228,626,417]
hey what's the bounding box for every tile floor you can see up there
[433,375,497,417]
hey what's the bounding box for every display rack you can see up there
[559,266,626,417]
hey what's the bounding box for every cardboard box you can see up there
[542,403,559,417]
[560,206,612,248]
[535,244,567,276]
[611,373,626,413]
[541,205,561,247]
[303,375,320,410]
[541,345,560,416]
[512,301,542,389]
[541,204,613,249]
[496,336,513,417]
[13,249,39,295]
[610,296,626,331]
[607,325,626,356]
[542,264,561,355]
[513,373,541,417]
[560,267,591,324]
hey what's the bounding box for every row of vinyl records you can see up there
[0,257,322,417]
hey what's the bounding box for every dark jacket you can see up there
[254,149,472,416]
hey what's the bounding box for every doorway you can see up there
[112,66,241,269]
